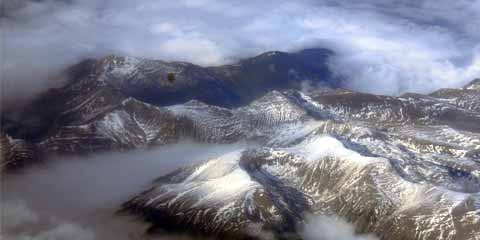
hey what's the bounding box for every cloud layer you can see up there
[2,0,480,101]
[2,142,243,240]
[300,214,378,240]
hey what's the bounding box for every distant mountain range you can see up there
[1,48,479,240]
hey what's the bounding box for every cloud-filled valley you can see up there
[2,0,480,102]
[1,142,245,240]
[1,141,378,240]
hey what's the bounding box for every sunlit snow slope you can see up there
[1,50,479,239]
[122,80,480,240]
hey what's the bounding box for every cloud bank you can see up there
[2,0,480,101]
[2,142,243,240]
[301,215,378,240]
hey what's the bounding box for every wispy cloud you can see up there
[2,0,479,101]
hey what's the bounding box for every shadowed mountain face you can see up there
[1,49,479,240]
[82,48,334,108]
[1,48,334,142]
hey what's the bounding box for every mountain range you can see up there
[1,49,479,239]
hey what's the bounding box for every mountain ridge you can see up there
[1,48,479,240]
[1,48,335,142]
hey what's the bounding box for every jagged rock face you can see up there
[288,88,480,132]
[1,48,333,142]
[38,98,185,153]
[2,49,479,239]
[122,80,480,240]
[36,90,311,154]
[0,133,38,172]
[166,91,311,143]
[463,79,480,90]
[123,134,479,240]
[429,79,480,113]
[3,71,315,155]
[1,68,127,141]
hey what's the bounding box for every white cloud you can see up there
[291,3,480,94]
[150,22,178,34]
[19,224,95,240]
[1,200,95,240]
[301,215,378,240]
[1,199,39,229]
[2,0,479,102]
[160,36,224,65]
[2,142,244,240]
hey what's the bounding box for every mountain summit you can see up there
[1,48,479,240]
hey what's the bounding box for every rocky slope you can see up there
[1,48,334,142]
[1,50,479,239]
[99,48,334,107]
[0,132,38,171]
[121,80,480,240]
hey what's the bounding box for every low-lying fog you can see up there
[2,142,245,240]
[2,141,377,240]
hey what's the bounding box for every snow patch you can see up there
[287,135,380,164]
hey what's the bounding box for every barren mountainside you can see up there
[1,49,479,240]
